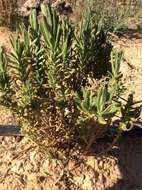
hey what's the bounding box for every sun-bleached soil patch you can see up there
[113,33,142,102]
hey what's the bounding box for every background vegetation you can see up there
[0,0,142,33]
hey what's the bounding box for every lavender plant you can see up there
[0,3,141,154]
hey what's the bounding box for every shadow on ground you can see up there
[118,26,142,40]
[106,135,142,190]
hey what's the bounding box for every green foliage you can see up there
[75,86,119,125]
[0,47,12,107]
[75,5,112,79]
[108,50,124,98]
[0,3,141,155]
[75,50,124,126]
[0,47,10,92]
[40,4,74,97]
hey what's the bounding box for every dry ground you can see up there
[0,10,142,190]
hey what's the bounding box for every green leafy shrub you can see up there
[0,3,141,156]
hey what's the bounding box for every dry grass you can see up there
[93,0,142,33]
[0,0,18,27]
[71,0,142,33]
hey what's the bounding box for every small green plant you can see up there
[0,3,141,155]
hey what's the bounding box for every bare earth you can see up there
[0,26,142,190]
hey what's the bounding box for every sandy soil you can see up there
[113,33,142,102]
[0,134,142,190]
[0,5,142,190]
